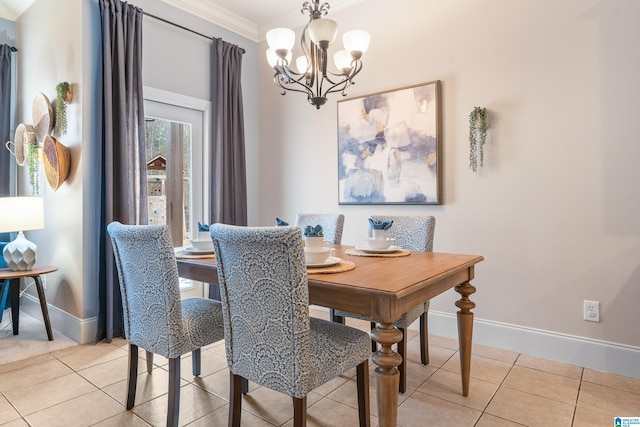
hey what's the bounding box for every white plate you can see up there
[306,256,341,268]
[354,245,402,254]
[183,246,214,255]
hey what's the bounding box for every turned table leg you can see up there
[455,280,476,397]
[371,322,403,427]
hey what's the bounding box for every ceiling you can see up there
[0,0,34,21]
[0,0,366,42]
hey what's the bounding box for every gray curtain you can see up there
[210,39,247,226]
[96,0,147,342]
[0,44,13,242]
[0,44,12,198]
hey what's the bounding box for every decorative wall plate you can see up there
[6,123,35,166]
[42,134,71,191]
[32,92,54,143]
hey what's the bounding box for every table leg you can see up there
[10,278,20,335]
[455,280,477,397]
[33,276,53,341]
[371,322,403,427]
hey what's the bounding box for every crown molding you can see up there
[161,0,259,42]
[161,0,367,43]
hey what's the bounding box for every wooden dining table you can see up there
[176,245,484,427]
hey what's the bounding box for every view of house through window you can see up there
[145,117,192,247]
[144,94,207,297]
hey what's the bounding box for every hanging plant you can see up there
[54,81,72,137]
[28,143,40,195]
[469,106,488,172]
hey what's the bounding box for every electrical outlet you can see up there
[584,300,600,322]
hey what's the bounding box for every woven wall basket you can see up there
[43,134,71,191]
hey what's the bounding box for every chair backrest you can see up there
[107,222,183,357]
[295,213,345,244]
[0,242,8,269]
[369,215,436,252]
[210,224,310,397]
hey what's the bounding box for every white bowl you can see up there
[366,238,395,250]
[304,247,332,264]
[190,238,213,251]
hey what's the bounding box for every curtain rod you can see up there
[143,11,245,54]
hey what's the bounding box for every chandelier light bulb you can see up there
[307,18,338,48]
[266,27,296,51]
[343,30,370,56]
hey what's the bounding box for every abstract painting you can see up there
[337,80,442,204]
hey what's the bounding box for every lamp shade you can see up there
[0,197,45,271]
[307,18,338,46]
[266,27,295,51]
[0,197,45,232]
[333,50,353,71]
[343,30,371,55]
[296,55,309,73]
[266,48,292,68]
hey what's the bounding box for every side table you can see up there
[0,266,58,341]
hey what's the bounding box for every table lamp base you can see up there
[3,231,37,271]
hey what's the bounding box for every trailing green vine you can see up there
[469,106,488,172]
[28,143,40,195]
[55,81,71,136]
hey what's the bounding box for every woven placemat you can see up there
[307,260,356,274]
[344,248,411,258]
[175,250,215,259]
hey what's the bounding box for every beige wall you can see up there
[258,0,640,360]
[16,0,86,328]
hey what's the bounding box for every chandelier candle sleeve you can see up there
[265,0,370,109]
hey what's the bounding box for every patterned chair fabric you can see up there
[295,213,345,245]
[334,215,436,394]
[108,222,224,357]
[210,224,371,399]
[107,222,224,426]
[336,215,436,326]
[368,215,435,252]
[0,242,10,323]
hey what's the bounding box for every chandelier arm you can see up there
[266,0,368,109]
[317,60,363,97]
[320,59,362,86]
[273,69,316,99]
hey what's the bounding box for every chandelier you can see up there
[265,0,370,109]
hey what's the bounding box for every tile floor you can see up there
[1,307,639,426]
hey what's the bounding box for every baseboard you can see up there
[18,299,639,378]
[428,310,640,379]
[20,294,97,344]
[310,305,640,379]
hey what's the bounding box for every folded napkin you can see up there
[304,225,324,237]
[368,218,393,230]
[198,221,210,232]
[275,217,289,226]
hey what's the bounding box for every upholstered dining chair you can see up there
[0,242,10,323]
[210,224,371,427]
[295,213,345,245]
[107,222,224,427]
[332,215,436,394]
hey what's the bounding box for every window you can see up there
[144,88,211,296]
